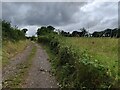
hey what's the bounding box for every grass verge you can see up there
[2,40,30,67]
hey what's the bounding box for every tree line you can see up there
[36,26,120,38]
[2,19,120,41]
[60,28,120,38]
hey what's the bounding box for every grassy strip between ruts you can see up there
[2,44,37,88]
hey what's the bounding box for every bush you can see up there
[2,20,26,41]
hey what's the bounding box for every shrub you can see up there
[2,20,26,41]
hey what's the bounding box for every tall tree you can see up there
[22,28,28,34]
[80,28,88,37]
[37,26,55,36]
[47,26,55,32]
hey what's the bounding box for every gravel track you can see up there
[22,43,58,88]
[2,42,58,88]
[2,42,34,88]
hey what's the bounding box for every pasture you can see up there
[63,37,118,81]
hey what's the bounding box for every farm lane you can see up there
[2,42,34,84]
[2,42,58,88]
[22,43,58,88]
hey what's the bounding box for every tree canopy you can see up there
[36,25,55,36]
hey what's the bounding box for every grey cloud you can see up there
[82,2,117,28]
[2,2,118,36]
[2,2,86,26]
[0,2,1,19]
[119,1,120,27]
[55,2,118,33]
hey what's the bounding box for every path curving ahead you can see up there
[2,42,58,88]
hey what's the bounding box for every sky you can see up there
[2,1,118,36]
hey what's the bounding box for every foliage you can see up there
[38,33,117,88]
[22,28,28,34]
[2,20,30,66]
[60,27,120,38]
[60,30,71,37]
[30,36,36,41]
[2,20,26,41]
[36,25,55,36]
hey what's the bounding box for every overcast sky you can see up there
[2,1,118,36]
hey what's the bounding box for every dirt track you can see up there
[2,42,58,88]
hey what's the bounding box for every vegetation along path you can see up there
[2,42,58,88]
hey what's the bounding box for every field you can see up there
[63,37,118,78]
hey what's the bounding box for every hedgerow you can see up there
[38,34,116,88]
[2,20,26,42]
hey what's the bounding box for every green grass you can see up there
[64,37,118,61]
[0,47,2,68]
[2,40,30,67]
[3,45,37,88]
[63,37,118,81]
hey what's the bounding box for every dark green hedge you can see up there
[2,20,26,41]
